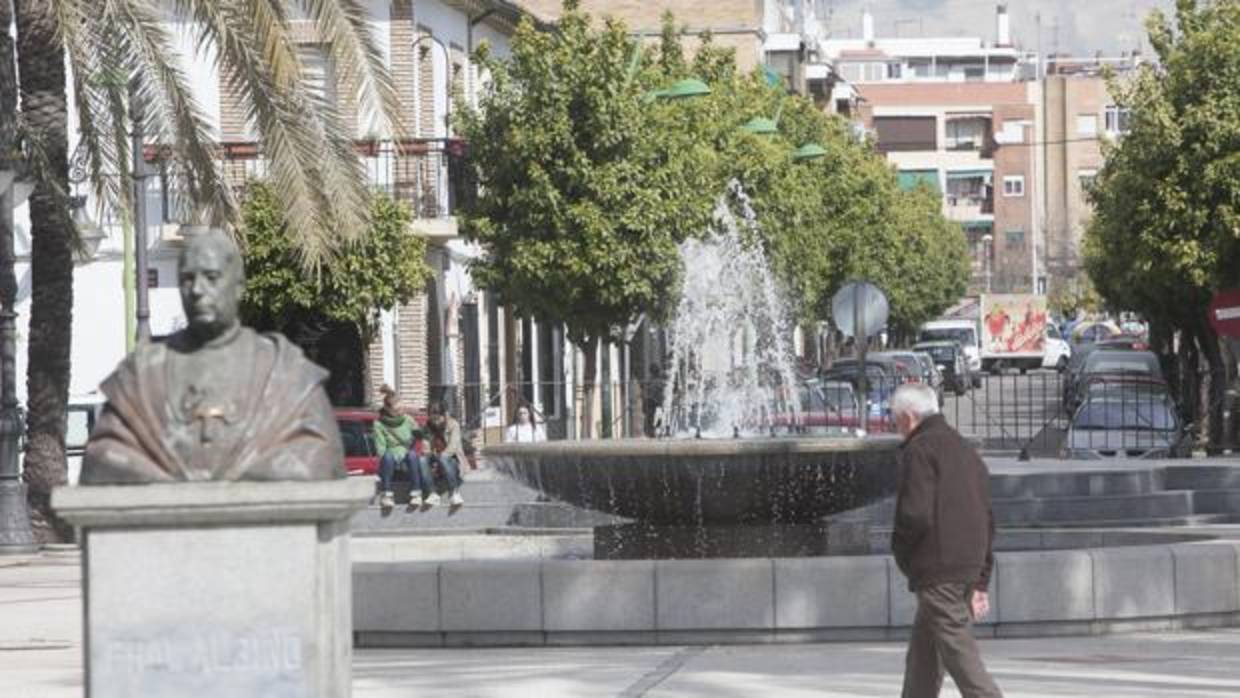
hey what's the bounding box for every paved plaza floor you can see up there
[5,552,1240,697]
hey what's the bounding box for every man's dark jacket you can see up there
[891,414,995,592]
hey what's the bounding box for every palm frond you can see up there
[104,0,237,227]
[297,0,407,139]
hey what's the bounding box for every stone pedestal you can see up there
[593,522,871,559]
[53,479,372,698]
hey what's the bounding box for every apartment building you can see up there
[1040,55,1138,292]
[821,4,1041,294]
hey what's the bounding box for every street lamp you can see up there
[71,196,106,262]
[0,156,36,554]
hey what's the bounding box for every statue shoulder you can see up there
[258,329,329,383]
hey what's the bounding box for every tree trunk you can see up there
[1197,322,1226,454]
[15,0,73,543]
[578,335,599,439]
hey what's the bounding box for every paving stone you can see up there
[543,560,655,632]
[996,550,1093,623]
[774,556,889,629]
[1092,546,1174,619]
[1172,543,1239,615]
[440,560,542,632]
[353,562,441,632]
[656,559,774,630]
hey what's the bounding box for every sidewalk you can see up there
[6,551,1240,697]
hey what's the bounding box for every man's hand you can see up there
[970,590,990,620]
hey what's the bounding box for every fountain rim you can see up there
[483,435,904,458]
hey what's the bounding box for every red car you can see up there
[335,408,428,476]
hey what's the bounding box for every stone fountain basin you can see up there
[485,436,903,526]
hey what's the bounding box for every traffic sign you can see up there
[832,281,889,338]
[1208,288,1240,338]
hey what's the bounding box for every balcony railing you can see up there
[179,138,476,221]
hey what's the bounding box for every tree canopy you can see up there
[1084,0,1240,445]
[238,181,432,342]
[461,3,968,349]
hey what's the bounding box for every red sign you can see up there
[1208,288,1240,338]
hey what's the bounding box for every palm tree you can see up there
[8,0,403,541]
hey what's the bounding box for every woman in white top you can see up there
[504,403,547,443]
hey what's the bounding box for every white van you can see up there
[918,320,982,386]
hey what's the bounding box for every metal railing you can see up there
[403,369,1218,461]
[208,138,475,220]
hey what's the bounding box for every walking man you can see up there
[890,383,1002,698]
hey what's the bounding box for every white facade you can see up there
[13,1,515,408]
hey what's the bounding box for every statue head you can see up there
[178,229,244,342]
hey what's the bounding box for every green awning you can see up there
[945,169,993,180]
[898,169,940,192]
[961,221,993,232]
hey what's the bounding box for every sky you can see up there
[824,0,1177,57]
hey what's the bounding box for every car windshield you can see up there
[917,345,957,363]
[1073,400,1177,431]
[919,328,975,346]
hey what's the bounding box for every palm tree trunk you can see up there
[15,0,73,543]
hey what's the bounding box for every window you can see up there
[1002,175,1025,197]
[873,116,937,152]
[839,62,862,82]
[945,117,989,150]
[297,43,336,108]
[1104,105,1131,134]
[998,120,1025,144]
[1005,230,1025,247]
[864,62,886,82]
[886,63,903,79]
[964,66,985,82]
[1076,114,1098,137]
[146,269,159,288]
[1078,168,1098,191]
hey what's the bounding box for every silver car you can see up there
[1065,394,1190,459]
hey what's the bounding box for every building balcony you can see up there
[945,193,994,220]
[203,138,475,232]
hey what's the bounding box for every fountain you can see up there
[488,184,902,558]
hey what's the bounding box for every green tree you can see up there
[238,181,432,343]
[458,3,708,436]
[644,24,966,337]
[3,0,402,541]
[1084,0,1240,446]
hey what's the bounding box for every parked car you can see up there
[918,319,982,385]
[1065,349,1163,412]
[820,359,904,431]
[912,340,972,395]
[874,351,943,406]
[1065,394,1191,459]
[779,379,866,435]
[64,393,107,485]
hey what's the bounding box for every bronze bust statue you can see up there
[81,229,345,483]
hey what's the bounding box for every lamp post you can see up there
[0,156,36,554]
[130,80,151,342]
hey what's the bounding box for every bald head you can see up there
[178,230,245,342]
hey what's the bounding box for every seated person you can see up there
[504,402,547,443]
[372,386,427,508]
[425,401,466,507]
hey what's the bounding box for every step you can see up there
[989,469,1162,499]
[1189,489,1240,515]
[508,502,628,528]
[1163,465,1240,491]
[993,490,1195,525]
[351,503,519,532]
[996,513,1238,529]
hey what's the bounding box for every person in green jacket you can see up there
[373,386,430,509]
